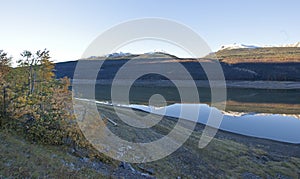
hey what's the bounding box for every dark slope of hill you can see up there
[54,51,300,82]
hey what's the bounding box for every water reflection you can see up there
[128,103,300,144]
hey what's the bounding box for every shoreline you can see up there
[74,98,300,143]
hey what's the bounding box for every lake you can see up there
[126,103,300,143]
[74,84,300,143]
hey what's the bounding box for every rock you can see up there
[73,146,90,158]
[79,157,89,163]
[261,155,269,162]
[252,154,270,164]
[137,164,155,175]
[242,172,262,179]
[118,162,155,178]
[275,173,291,179]
[119,162,135,172]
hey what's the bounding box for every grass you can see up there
[211,47,300,64]
[200,138,300,178]
[0,128,107,178]
[98,104,300,178]
[224,100,300,114]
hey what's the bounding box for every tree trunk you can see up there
[2,86,6,117]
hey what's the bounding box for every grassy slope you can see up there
[213,47,300,63]
[224,100,300,114]
[0,129,106,178]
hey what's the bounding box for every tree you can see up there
[0,50,11,82]
[18,50,40,95]
[4,49,74,144]
[1,49,108,162]
[0,50,11,117]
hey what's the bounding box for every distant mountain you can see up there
[280,42,300,48]
[219,42,300,51]
[219,43,261,50]
[85,51,179,60]
[106,52,132,58]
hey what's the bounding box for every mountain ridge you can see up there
[218,42,300,51]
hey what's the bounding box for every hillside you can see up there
[212,47,300,64]
[55,50,300,82]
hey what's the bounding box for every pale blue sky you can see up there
[1,0,299,63]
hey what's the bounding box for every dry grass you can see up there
[0,129,106,178]
[98,104,300,178]
[224,100,300,114]
[212,47,300,64]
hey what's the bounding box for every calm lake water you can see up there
[92,85,300,104]
[126,103,300,144]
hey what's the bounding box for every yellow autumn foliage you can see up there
[0,50,112,162]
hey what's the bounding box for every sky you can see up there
[1,0,300,64]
